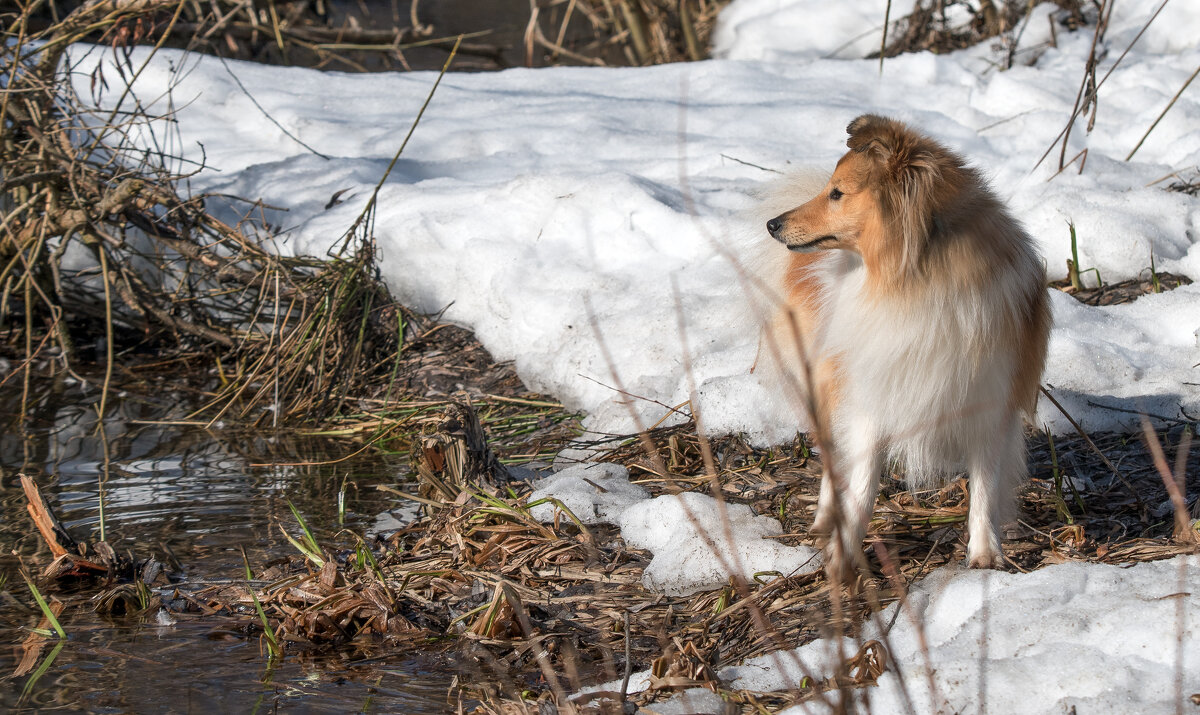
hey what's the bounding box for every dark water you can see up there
[0,376,452,713]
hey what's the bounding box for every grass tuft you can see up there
[282,500,325,567]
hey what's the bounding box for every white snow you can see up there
[641,687,727,714]
[528,462,649,525]
[602,556,1199,714]
[66,0,1200,442]
[727,556,1200,715]
[619,491,821,595]
[63,0,1200,710]
[530,464,821,595]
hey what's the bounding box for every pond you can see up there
[0,375,456,713]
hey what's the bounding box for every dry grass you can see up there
[876,0,1087,62]
[0,1,411,428]
[524,0,730,68]
[17,1,733,72]
[1051,271,1192,306]
[161,405,1197,713]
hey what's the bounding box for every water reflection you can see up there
[0,376,452,713]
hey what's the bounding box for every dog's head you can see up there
[767,114,964,275]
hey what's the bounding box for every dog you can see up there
[761,114,1051,579]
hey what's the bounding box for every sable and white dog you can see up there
[762,115,1051,578]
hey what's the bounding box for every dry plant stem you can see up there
[620,609,633,703]
[340,35,461,245]
[555,0,579,51]
[215,52,331,159]
[1173,556,1188,715]
[672,72,859,594]
[501,582,575,712]
[977,569,991,713]
[670,277,745,587]
[20,474,71,559]
[1173,428,1191,502]
[1034,0,1171,174]
[672,78,840,701]
[96,244,115,425]
[1141,417,1196,543]
[97,421,111,542]
[879,0,892,75]
[0,1,30,125]
[524,0,539,66]
[1046,147,1088,182]
[669,278,839,703]
[618,0,652,64]
[1040,386,1142,509]
[585,300,829,708]
[872,540,940,709]
[679,0,700,61]
[22,232,34,421]
[1044,0,1107,174]
[410,0,429,36]
[843,559,917,715]
[79,1,187,164]
[273,269,280,429]
[1125,62,1200,162]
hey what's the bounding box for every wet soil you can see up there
[1050,271,1192,306]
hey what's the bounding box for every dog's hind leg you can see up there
[966,414,1025,568]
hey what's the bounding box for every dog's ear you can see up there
[848,115,953,275]
[847,114,939,188]
[845,114,892,159]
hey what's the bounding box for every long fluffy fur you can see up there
[761,115,1051,577]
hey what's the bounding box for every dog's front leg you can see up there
[810,468,837,539]
[966,414,1024,568]
[824,423,882,583]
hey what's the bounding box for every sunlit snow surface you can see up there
[69,0,1200,710]
[530,463,821,595]
[728,556,1200,714]
[70,0,1199,442]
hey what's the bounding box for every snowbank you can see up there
[726,556,1200,715]
[595,556,1199,714]
[68,0,1200,442]
[531,464,821,595]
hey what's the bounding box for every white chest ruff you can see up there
[813,254,1018,484]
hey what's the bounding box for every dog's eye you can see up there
[829,188,844,201]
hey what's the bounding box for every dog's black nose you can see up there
[766,217,782,237]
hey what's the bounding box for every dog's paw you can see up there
[967,531,1006,569]
[809,512,834,537]
[967,549,1005,569]
[823,555,854,586]
[822,539,860,587]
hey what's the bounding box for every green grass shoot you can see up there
[240,545,254,581]
[337,476,348,525]
[249,588,282,660]
[23,576,65,639]
[1067,221,1103,289]
[1047,427,1073,523]
[19,641,64,703]
[283,500,325,567]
